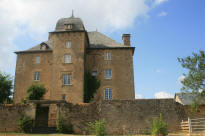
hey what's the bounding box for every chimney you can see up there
[122,34,130,46]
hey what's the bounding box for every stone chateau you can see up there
[14,15,135,103]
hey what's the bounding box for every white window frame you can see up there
[36,56,40,64]
[104,88,112,100]
[64,54,71,63]
[34,72,40,81]
[63,74,71,85]
[105,52,111,60]
[105,69,112,79]
[66,41,71,48]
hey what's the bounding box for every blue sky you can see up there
[0,0,204,99]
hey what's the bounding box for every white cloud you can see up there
[155,91,173,99]
[158,11,167,17]
[156,69,161,73]
[135,94,143,99]
[178,75,186,84]
[0,0,168,74]
[154,0,168,6]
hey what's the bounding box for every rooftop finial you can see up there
[96,28,98,32]
[71,9,74,17]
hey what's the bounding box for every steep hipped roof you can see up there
[55,16,85,32]
[175,93,205,105]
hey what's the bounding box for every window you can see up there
[104,88,112,100]
[36,56,40,64]
[105,69,111,79]
[62,94,66,100]
[65,54,71,63]
[65,24,73,30]
[66,41,71,48]
[105,52,111,60]
[64,74,71,85]
[91,71,98,76]
[34,72,40,81]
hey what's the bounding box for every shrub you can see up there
[18,115,34,133]
[57,115,73,134]
[150,114,168,136]
[87,119,105,136]
[26,84,46,100]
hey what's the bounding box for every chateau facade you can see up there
[14,15,135,103]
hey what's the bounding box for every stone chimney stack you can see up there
[122,34,130,46]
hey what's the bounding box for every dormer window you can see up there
[65,24,73,30]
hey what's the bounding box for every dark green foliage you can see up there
[178,50,205,93]
[178,50,205,111]
[0,72,13,103]
[87,119,105,136]
[84,71,100,103]
[18,115,34,133]
[26,84,46,100]
[57,115,73,134]
[150,114,168,136]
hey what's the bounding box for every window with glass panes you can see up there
[104,88,112,100]
[105,69,111,79]
[34,72,40,81]
[63,74,71,85]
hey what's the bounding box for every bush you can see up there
[18,115,34,133]
[57,115,73,134]
[26,84,46,100]
[87,119,105,136]
[150,114,168,136]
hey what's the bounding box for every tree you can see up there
[26,84,46,100]
[178,50,205,111]
[84,71,100,103]
[0,72,13,103]
[178,50,205,94]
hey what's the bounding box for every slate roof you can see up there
[175,93,205,105]
[87,31,128,48]
[55,16,85,32]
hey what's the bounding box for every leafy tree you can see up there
[87,119,105,136]
[26,84,46,100]
[178,50,205,110]
[84,71,100,103]
[178,50,205,94]
[0,72,13,103]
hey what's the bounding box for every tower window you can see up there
[63,74,71,85]
[104,88,112,100]
[105,69,112,79]
[36,56,40,64]
[66,41,71,48]
[65,24,73,30]
[34,72,40,81]
[105,52,111,60]
[65,54,71,63]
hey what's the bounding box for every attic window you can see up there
[65,24,73,30]
[40,44,48,50]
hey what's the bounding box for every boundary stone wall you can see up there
[0,104,36,132]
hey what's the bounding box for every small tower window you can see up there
[66,41,71,48]
[36,56,40,64]
[65,24,73,30]
[65,54,71,63]
[104,88,112,100]
[105,52,111,60]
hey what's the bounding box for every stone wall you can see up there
[99,99,187,134]
[3,99,205,134]
[0,104,36,132]
[59,99,187,134]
